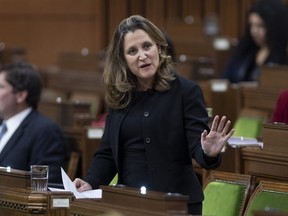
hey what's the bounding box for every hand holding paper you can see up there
[49,168,102,199]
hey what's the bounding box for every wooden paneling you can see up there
[218,0,240,37]
[203,0,219,16]
[106,0,129,41]
[0,0,106,68]
[128,0,145,16]
[0,0,260,70]
[145,0,166,28]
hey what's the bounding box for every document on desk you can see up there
[227,136,264,148]
[49,168,102,199]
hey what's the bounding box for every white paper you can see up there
[227,136,264,148]
[49,168,102,199]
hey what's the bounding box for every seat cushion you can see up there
[203,181,246,216]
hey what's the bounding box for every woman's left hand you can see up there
[201,115,234,157]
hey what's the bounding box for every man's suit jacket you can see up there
[85,74,221,204]
[0,110,67,183]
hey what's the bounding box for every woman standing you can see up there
[74,15,234,215]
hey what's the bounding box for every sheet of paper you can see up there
[227,136,263,148]
[49,168,102,199]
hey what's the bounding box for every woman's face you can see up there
[249,13,266,46]
[123,29,160,90]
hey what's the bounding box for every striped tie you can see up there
[0,124,7,140]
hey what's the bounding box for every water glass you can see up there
[30,165,49,191]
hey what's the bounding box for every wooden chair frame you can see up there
[203,171,252,216]
[243,180,288,216]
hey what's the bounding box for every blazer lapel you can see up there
[111,105,131,166]
[0,111,34,163]
[0,123,25,163]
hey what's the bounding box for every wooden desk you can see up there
[215,145,241,173]
[241,123,288,183]
[70,185,189,216]
[0,167,73,216]
[241,65,288,120]
[0,167,189,216]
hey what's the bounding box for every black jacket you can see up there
[0,110,67,183]
[85,74,221,203]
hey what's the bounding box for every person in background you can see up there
[0,62,67,184]
[271,89,288,124]
[73,15,234,215]
[222,0,288,83]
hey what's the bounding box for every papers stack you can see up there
[49,168,102,199]
[227,136,264,148]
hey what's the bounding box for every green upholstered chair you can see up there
[233,117,263,138]
[233,108,268,138]
[202,171,251,216]
[243,181,288,216]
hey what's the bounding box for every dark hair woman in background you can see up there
[222,0,288,83]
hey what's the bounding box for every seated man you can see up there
[0,62,67,184]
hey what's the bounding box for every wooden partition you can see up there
[241,123,288,184]
[39,100,92,128]
[259,65,288,90]
[199,80,242,127]
[241,65,288,121]
[63,127,102,179]
[42,69,105,95]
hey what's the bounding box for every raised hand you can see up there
[201,115,234,157]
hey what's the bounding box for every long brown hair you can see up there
[103,15,175,109]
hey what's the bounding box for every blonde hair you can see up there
[103,15,175,109]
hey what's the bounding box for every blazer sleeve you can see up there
[183,82,221,169]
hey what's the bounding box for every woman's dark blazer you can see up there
[0,110,67,183]
[85,74,221,204]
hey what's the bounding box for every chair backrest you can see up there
[243,180,288,216]
[202,171,252,216]
[233,108,268,138]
